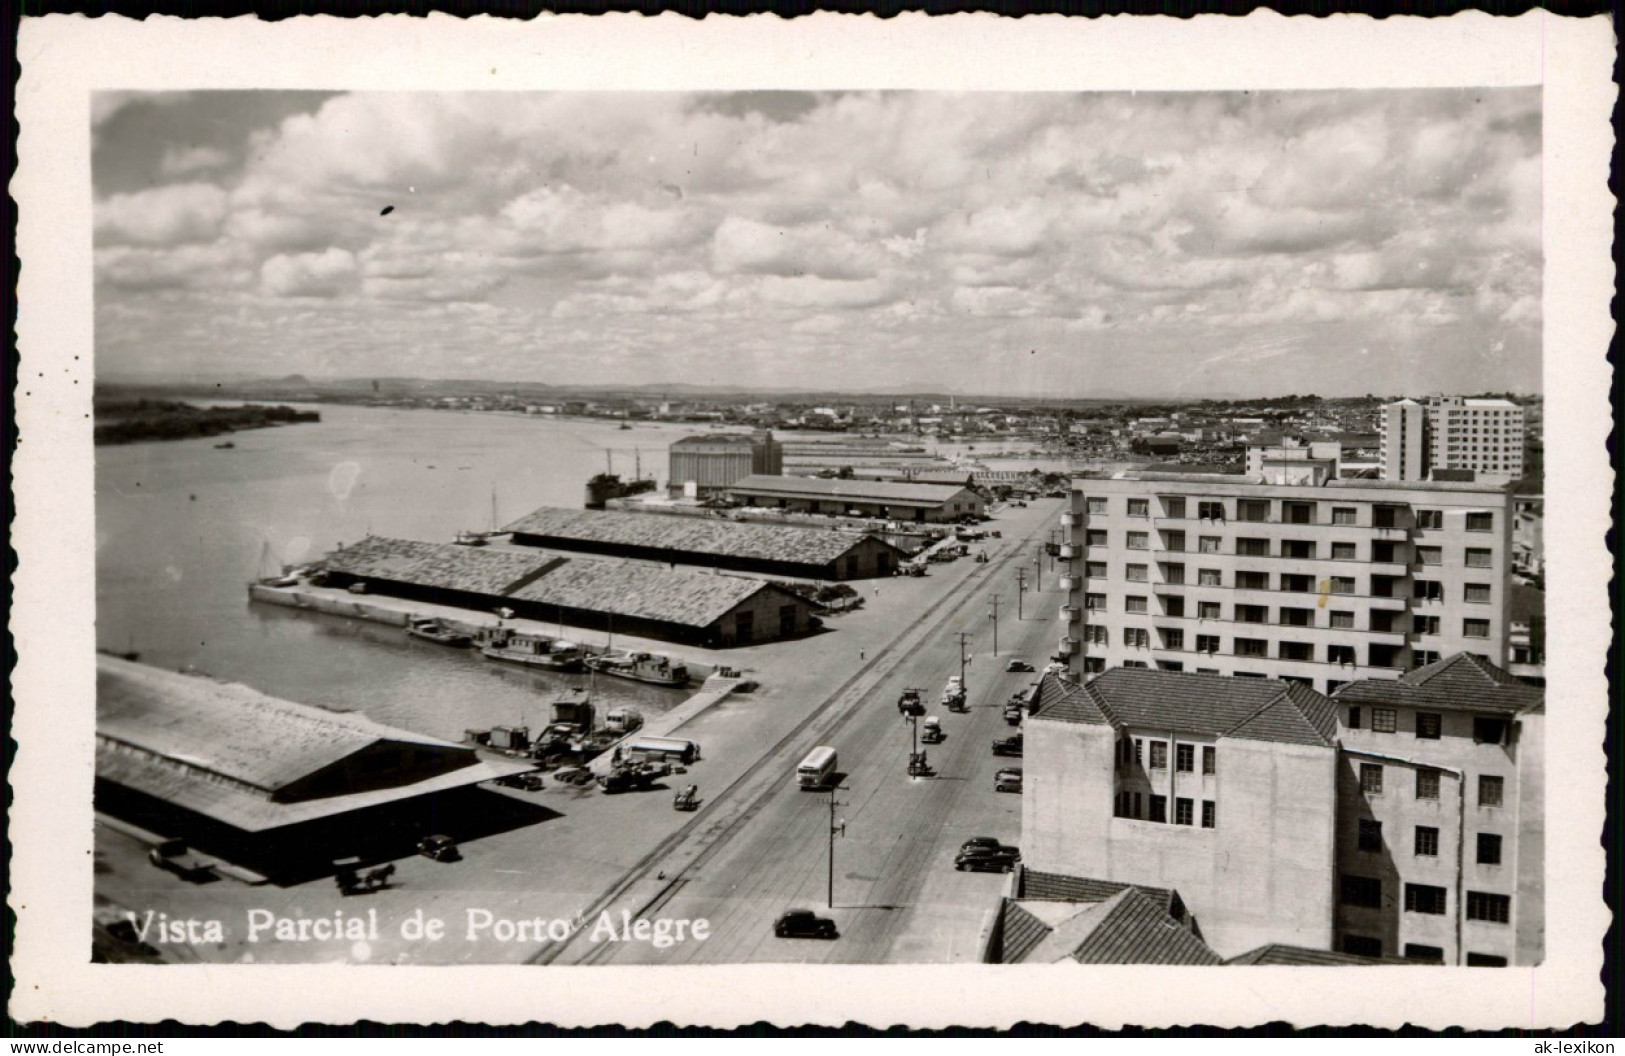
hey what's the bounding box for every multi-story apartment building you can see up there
[1023,667,1341,958]
[1019,655,1542,965]
[1331,654,1544,966]
[1381,396,1526,484]
[667,430,783,494]
[1059,472,1513,696]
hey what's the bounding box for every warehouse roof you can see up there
[728,474,973,505]
[1036,667,1338,747]
[323,536,559,596]
[502,506,904,566]
[1004,888,1222,965]
[671,433,759,447]
[506,554,801,628]
[96,656,529,832]
[1333,652,1543,716]
[1226,944,1402,966]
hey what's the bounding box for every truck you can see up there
[796,745,838,790]
[597,759,672,793]
[898,688,925,717]
[621,735,701,765]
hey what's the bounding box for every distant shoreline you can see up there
[92,399,321,446]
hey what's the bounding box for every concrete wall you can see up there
[716,585,817,646]
[1512,710,1544,965]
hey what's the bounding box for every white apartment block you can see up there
[1059,472,1513,696]
[1381,396,1526,484]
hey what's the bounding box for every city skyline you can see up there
[94,89,1543,399]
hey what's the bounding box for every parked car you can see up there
[995,767,1023,793]
[773,908,838,939]
[992,732,1024,757]
[955,846,1020,873]
[1005,658,1034,673]
[147,838,215,880]
[417,834,461,862]
[960,836,1018,856]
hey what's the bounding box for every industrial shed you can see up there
[319,536,819,646]
[502,506,910,580]
[95,655,533,878]
[726,474,984,523]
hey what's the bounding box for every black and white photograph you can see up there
[11,13,1612,1030]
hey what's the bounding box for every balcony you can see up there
[1059,576,1080,593]
[1060,605,1081,623]
[1059,544,1079,560]
[1059,636,1081,655]
[1060,512,1076,527]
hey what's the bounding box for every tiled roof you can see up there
[507,556,789,628]
[501,506,903,565]
[1029,673,1112,726]
[1065,889,1224,966]
[324,536,556,596]
[1227,943,1401,966]
[998,901,1053,965]
[727,474,971,505]
[1039,668,1338,747]
[1016,868,1177,916]
[1333,652,1543,716]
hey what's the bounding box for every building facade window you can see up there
[1417,546,1443,565]
[1087,497,1108,515]
[1466,891,1511,923]
[1173,797,1194,825]
[1332,506,1357,525]
[1084,593,1106,610]
[1467,953,1509,967]
[1283,540,1315,559]
[1328,644,1356,665]
[1086,561,1108,578]
[1479,774,1505,807]
[1414,580,1444,601]
[1330,610,1355,629]
[1125,596,1148,614]
[1404,944,1446,964]
[1473,717,1508,744]
[1281,574,1315,593]
[1414,614,1441,635]
[1201,800,1216,828]
[1466,512,1495,532]
[1126,564,1148,582]
[1416,509,1443,530]
[1466,548,1493,567]
[1198,601,1221,619]
[1279,607,1313,626]
[1405,883,1448,915]
[1086,529,1108,546]
[1340,874,1382,908]
[1127,499,1150,518]
[1279,641,1313,662]
[1160,628,1184,649]
[1198,501,1224,520]
[1195,634,1221,653]
[1175,743,1195,772]
[1343,935,1383,958]
[1085,625,1109,645]
[1360,763,1384,795]
[1236,604,1267,624]
[1477,833,1503,865]
[1416,712,1442,739]
[1162,563,1186,585]
[1148,795,1167,823]
[1371,708,1397,733]
[1237,537,1270,556]
[1199,536,1222,553]
[1414,826,1439,857]
[1234,638,1267,657]
[1149,742,1168,769]
[1202,745,1216,774]
[1465,584,1492,604]
[1237,571,1269,590]
[1163,531,1186,552]
[1161,595,1185,618]
[1124,628,1150,648]
[1163,497,1186,518]
[1126,531,1149,550]
[1347,706,1362,729]
[1198,568,1221,586]
[1331,542,1357,560]
[1238,500,1270,522]
[1416,769,1441,800]
[1328,576,1356,594]
[1358,818,1383,852]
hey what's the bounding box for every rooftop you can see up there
[324,536,558,596]
[501,506,903,565]
[671,433,761,447]
[1074,468,1511,495]
[1035,668,1339,748]
[728,474,971,504]
[1001,878,1221,965]
[1333,652,1543,716]
[1226,944,1402,966]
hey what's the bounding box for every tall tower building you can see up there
[1381,396,1526,484]
[1381,399,1428,481]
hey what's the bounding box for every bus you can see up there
[796,746,838,791]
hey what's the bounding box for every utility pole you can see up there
[1015,568,1027,619]
[827,784,846,909]
[989,595,1001,656]
[956,631,972,692]
[1033,545,1043,592]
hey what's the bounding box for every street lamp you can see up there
[826,783,846,909]
[989,595,1001,656]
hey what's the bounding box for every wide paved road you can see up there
[562,502,1069,965]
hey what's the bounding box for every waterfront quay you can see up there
[93,498,1066,965]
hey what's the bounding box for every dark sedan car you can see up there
[992,732,1024,757]
[955,847,1020,873]
[774,908,839,939]
[1005,659,1034,672]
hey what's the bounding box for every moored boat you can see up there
[407,615,474,647]
[480,628,585,671]
[584,650,689,687]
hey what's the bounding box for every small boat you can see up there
[584,650,689,687]
[480,629,586,671]
[407,616,473,647]
[214,441,236,449]
[453,530,491,547]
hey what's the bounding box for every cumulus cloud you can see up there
[93,87,1543,395]
[260,248,360,298]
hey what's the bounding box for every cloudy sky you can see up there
[93,89,1542,397]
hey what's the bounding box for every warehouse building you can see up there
[320,536,819,647]
[668,430,783,494]
[502,506,910,580]
[727,475,984,523]
[95,655,534,878]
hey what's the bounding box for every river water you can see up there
[94,405,709,740]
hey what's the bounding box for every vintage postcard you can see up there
[11,12,1613,1030]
